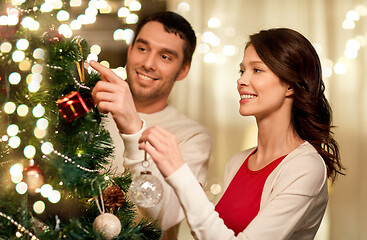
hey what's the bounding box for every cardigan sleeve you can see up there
[166,149,328,240]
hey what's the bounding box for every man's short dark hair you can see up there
[132,11,197,65]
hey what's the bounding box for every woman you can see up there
[138,28,344,239]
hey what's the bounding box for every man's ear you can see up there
[176,63,191,81]
[127,44,133,57]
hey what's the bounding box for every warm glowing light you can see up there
[334,62,347,74]
[24,145,36,159]
[1,42,12,53]
[33,201,45,214]
[4,102,16,114]
[70,0,82,7]
[34,128,46,139]
[32,104,45,118]
[113,29,125,40]
[202,31,220,46]
[57,10,70,21]
[31,64,43,74]
[85,7,98,16]
[7,15,19,25]
[208,17,221,28]
[342,19,355,29]
[8,136,21,148]
[16,39,29,50]
[118,7,130,17]
[87,53,98,63]
[322,59,333,78]
[197,43,210,54]
[16,182,28,194]
[12,50,25,62]
[99,4,112,14]
[356,5,367,16]
[346,10,360,21]
[113,67,127,80]
[223,45,237,56]
[344,48,358,59]
[11,173,23,183]
[7,124,19,136]
[33,48,45,59]
[346,39,360,51]
[17,104,29,117]
[28,81,41,92]
[100,60,110,68]
[48,190,61,203]
[36,118,49,130]
[31,73,42,83]
[58,24,72,38]
[12,0,26,5]
[41,142,53,155]
[177,1,190,12]
[10,163,24,177]
[40,3,53,12]
[15,231,22,238]
[129,1,141,11]
[2,135,9,142]
[70,19,82,30]
[40,184,53,198]
[204,52,217,63]
[91,45,101,55]
[9,72,21,85]
[19,60,32,71]
[126,13,138,24]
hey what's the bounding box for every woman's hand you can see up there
[139,126,185,178]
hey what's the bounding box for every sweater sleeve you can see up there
[121,121,211,232]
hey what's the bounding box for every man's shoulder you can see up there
[158,106,211,138]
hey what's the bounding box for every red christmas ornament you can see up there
[42,26,64,43]
[23,164,44,193]
[57,91,94,122]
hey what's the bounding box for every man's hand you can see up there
[90,60,142,134]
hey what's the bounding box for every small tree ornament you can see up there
[93,213,121,240]
[93,186,121,239]
[57,91,93,122]
[129,150,163,208]
[23,160,44,194]
[102,185,125,211]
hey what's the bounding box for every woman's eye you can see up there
[239,69,244,75]
[254,68,262,73]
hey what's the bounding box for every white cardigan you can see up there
[166,141,328,240]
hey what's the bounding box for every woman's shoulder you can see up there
[270,141,328,196]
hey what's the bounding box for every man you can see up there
[90,11,211,240]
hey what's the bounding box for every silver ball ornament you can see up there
[93,213,121,240]
[129,171,164,208]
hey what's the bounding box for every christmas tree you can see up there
[0,1,161,239]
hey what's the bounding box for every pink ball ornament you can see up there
[93,213,121,240]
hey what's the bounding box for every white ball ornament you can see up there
[93,213,121,240]
[129,170,164,208]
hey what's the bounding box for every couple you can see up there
[90,11,343,240]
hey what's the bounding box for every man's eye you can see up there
[161,55,170,60]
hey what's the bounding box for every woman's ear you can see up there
[286,85,294,96]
